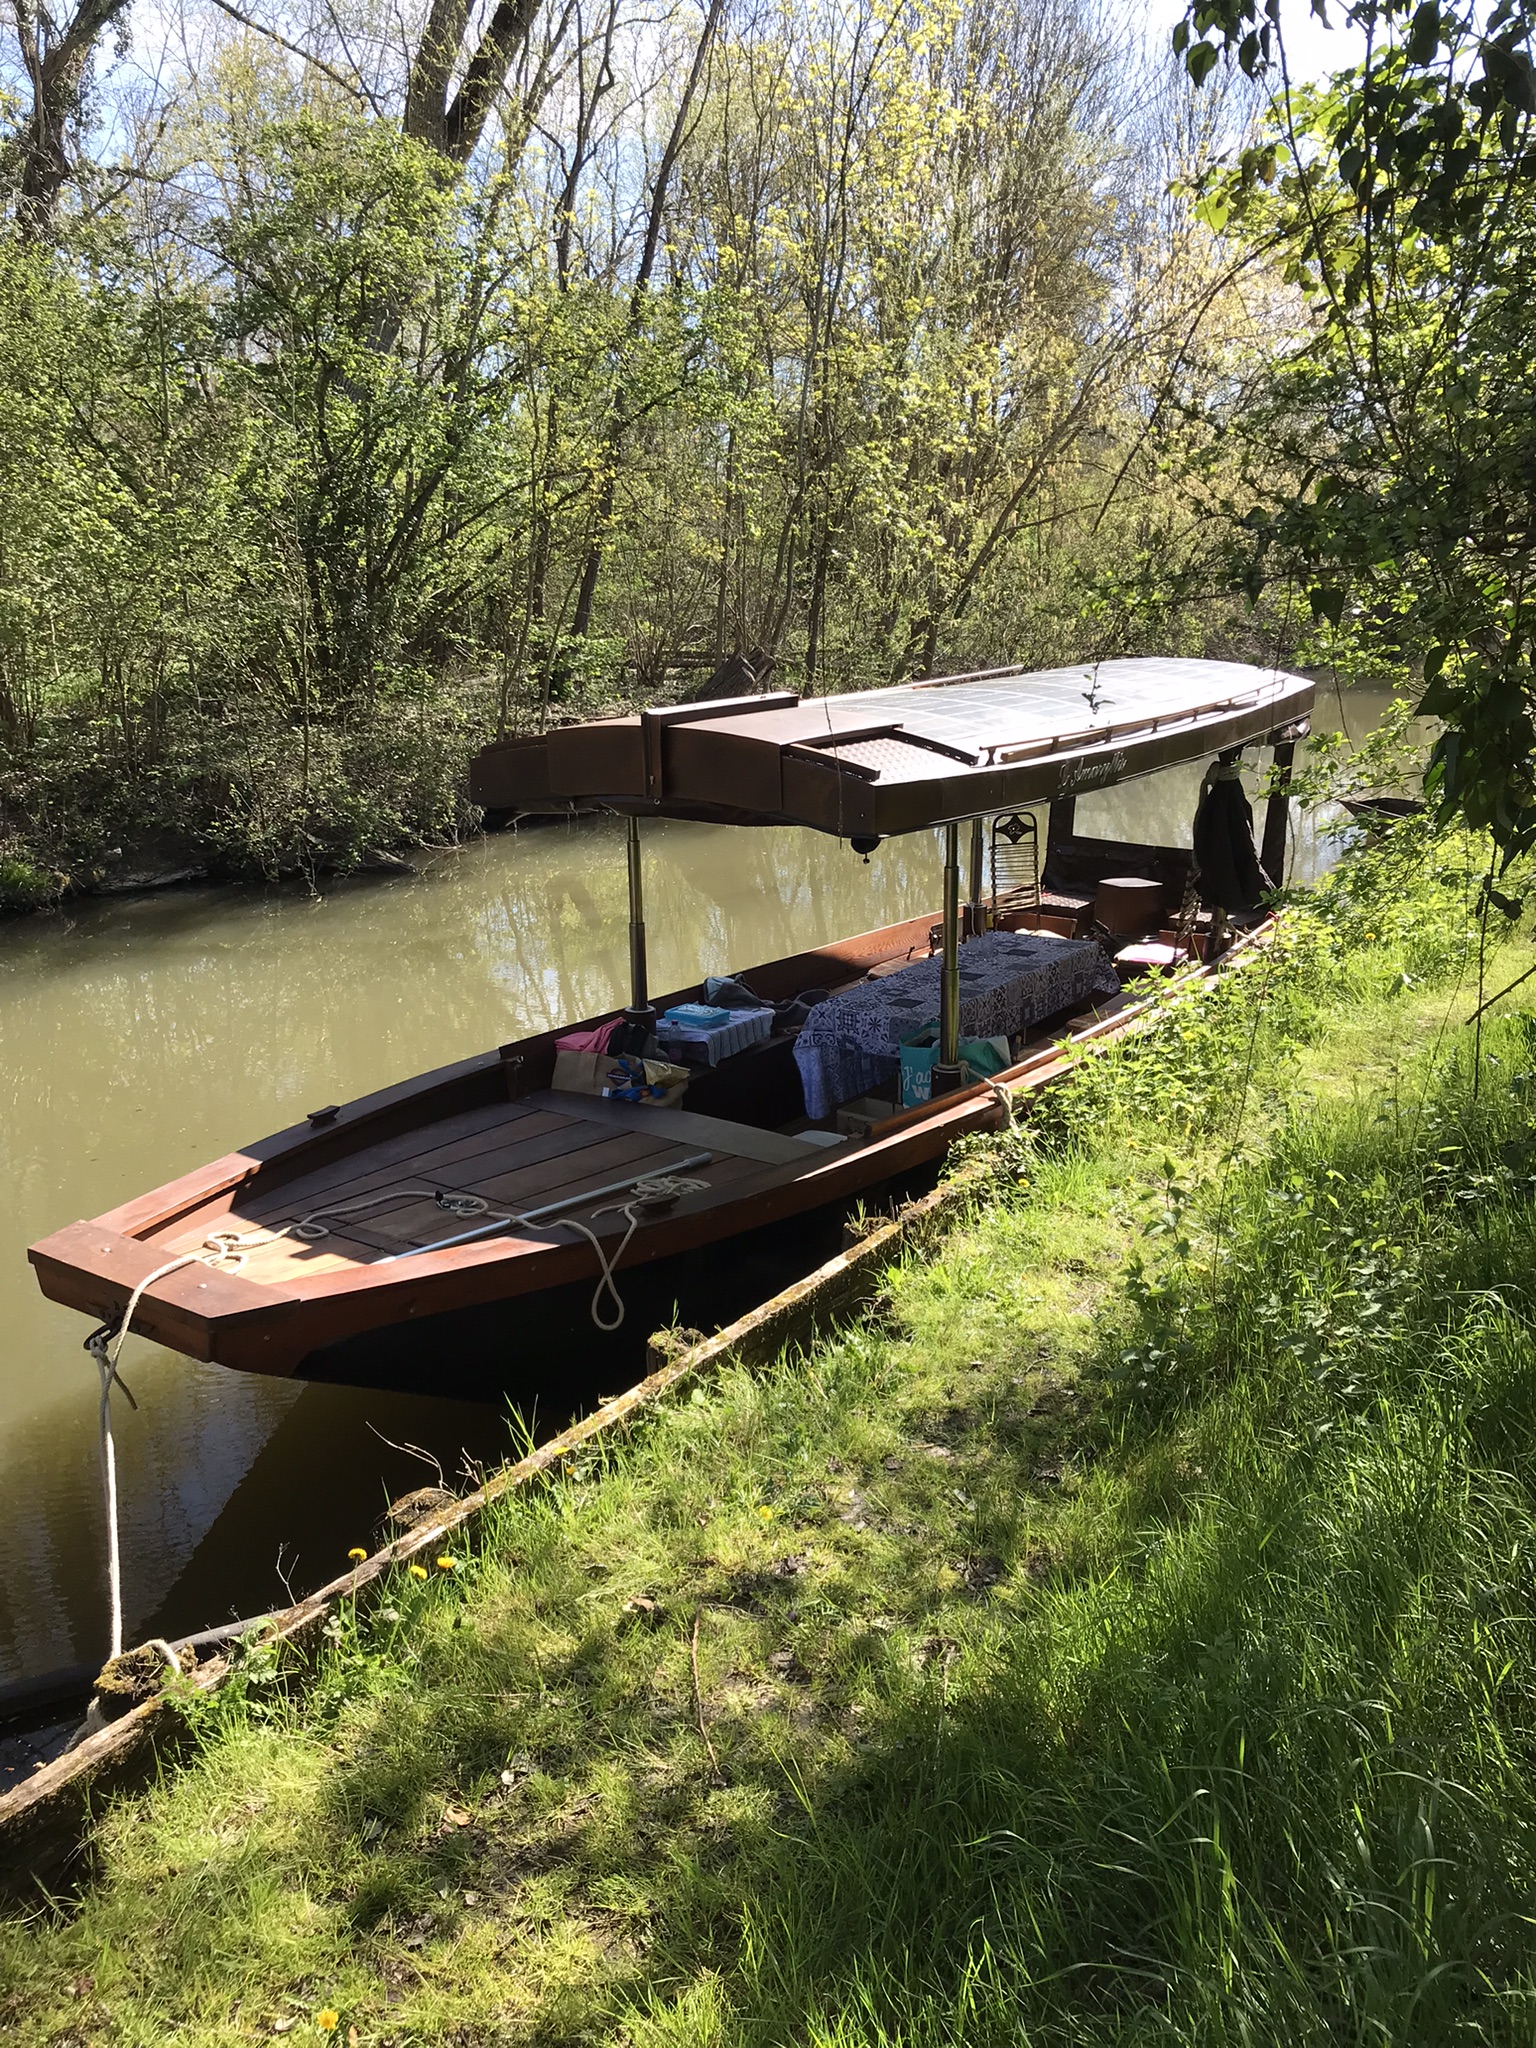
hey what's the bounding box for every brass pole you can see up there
[626,815,648,1012]
[932,821,963,1096]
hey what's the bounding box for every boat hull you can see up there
[27,910,1020,1383]
[28,905,1270,1391]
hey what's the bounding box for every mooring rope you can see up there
[84,1249,202,1664]
[551,1171,712,1331]
[80,1167,706,1655]
[85,1330,126,1665]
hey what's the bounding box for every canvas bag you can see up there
[601,1055,691,1107]
[898,1025,1011,1109]
[551,1049,690,1105]
[551,1049,611,1095]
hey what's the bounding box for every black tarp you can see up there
[1193,761,1271,912]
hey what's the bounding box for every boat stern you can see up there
[28,1221,302,1374]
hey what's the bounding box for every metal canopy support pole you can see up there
[1044,793,1076,894]
[967,815,986,936]
[625,815,649,1014]
[1260,740,1295,889]
[932,821,964,1098]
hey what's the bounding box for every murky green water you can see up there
[0,685,1409,1684]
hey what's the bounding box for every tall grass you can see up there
[3,823,1535,2046]
[717,1016,1536,2047]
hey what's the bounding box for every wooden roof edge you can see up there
[468,662,1315,833]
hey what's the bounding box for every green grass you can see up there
[5,821,1536,2046]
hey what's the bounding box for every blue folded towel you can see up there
[664,1003,732,1029]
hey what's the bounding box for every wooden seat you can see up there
[531,1090,845,1164]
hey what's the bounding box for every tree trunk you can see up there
[404,0,545,163]
[9,0,134,236]
[569,0,727,636]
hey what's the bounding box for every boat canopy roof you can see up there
[470,657,1315,840]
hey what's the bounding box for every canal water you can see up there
[0,685,1408,1686]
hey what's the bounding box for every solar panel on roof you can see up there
[469,657,1314,836]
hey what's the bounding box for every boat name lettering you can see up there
[1061,750,1129,793]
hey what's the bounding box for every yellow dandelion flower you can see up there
[347,1547,367,1562]
[317,2014,339,2034]
[435,1555,456,1571]
[758,1505,774,1521]
[409,1563,428,1581]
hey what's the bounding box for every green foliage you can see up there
[0,0,1298,902]
[1285,689,1424,810]
[1176,0,1536,861]
[0,130,498,895]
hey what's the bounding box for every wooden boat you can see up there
[28,658,1313,1389]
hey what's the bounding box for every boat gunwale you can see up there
[27,919,1280,1370]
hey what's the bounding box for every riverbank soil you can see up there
[5,822,1536,2044]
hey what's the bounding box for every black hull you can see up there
[296,1165,937,1401]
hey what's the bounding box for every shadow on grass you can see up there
[301,1039,1536,2046]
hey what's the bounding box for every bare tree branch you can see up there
[202,0,370,102]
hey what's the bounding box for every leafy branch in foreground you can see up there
[1177,0,1536,861]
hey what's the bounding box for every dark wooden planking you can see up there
[154,1107,604,1254]
[157,1117,771,1275]
[319,1144,765,1257]
[218,1107,592,1232]
[333,1146,770,1253]
[300,1142,702,1251]
[530,1091,845,1166]
[218,1100,552,1226]
[466,1131,705,1211]
[230,1115,655,1238]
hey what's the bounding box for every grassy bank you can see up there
[5,824,1536,2045]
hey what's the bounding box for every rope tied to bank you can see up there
[85,1249,201,1665]
[81,1166,708,1656]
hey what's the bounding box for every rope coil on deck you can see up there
[551,1171,712,1331]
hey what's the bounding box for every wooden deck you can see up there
[148,1094,840,1285]
[26,909,998,1373]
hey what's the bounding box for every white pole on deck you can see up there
[932,821,963,1097]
